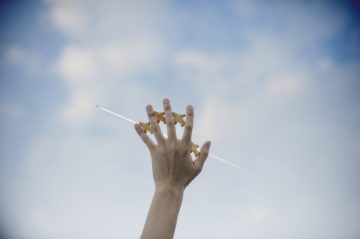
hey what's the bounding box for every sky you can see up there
[0,0,360,238]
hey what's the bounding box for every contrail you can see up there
[97,105,138,124]
[209,153,250,173]
[97,105,249,172]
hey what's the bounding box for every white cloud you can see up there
[196,98,241,143]
[97,39,164,74]
[174,50,225,74]
[50,0,167,127]
[59,88,100,125]
[231,1,345,48]
[266,72,307,99]
[54,41,163,126]
[56,40,164,84]
[47,0,90,37]
[44,0,170,40]
[56,46,98,84]
[4,46,43,73]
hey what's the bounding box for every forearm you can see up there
[140,186,184,239]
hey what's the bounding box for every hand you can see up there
[134,98,211,191]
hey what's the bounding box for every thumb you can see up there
[193,141,211,172]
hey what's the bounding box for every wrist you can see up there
[155,183,185,197]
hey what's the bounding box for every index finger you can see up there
[146,104,165,144]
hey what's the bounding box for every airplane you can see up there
[172,112,186,127]
[151,111,165,123]
[190,142,200,156]
[151,111,186,126]
[139,121,154,134]
[140,111,199,156]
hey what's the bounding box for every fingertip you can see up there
[186,105,194,115]
[201,141,211,150]
[200,141,211,159]
[146,105,154,116]
[207,141,212,148]
[163,98,172,112]
[134,124,142,134]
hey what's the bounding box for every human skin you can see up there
[134,98,211,239]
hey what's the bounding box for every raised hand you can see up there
[134,98,211,190]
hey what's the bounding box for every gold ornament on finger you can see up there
[140,110,200,157]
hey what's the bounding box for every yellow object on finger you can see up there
[139,122,154,134]
[172,112,186,126]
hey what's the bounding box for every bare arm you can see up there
[134,98,211,239]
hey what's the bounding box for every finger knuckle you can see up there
[203,151,209,158]
[185,124,192,131]
[181,140,190,147]
[164,104,171,110]
[167,119,175,126]
[179,146,188,155]
[187,109,194,117]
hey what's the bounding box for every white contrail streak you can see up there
[97,105,137,124]
[97,105,248,172]
[209,153,250,173]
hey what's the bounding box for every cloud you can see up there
[2,0,359,238]
[174,50,226,74]
[44,0,171,40]
[56,46,98,84]
[55,42,163,126]
[266,72,307,99]
[195,97,240,143]
[4,46,43,74]
[9,128,152,239]
[59,88,100,125]
[48,0,90,38]
[48,0,168,127]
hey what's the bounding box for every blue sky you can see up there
[0,0,360,238]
